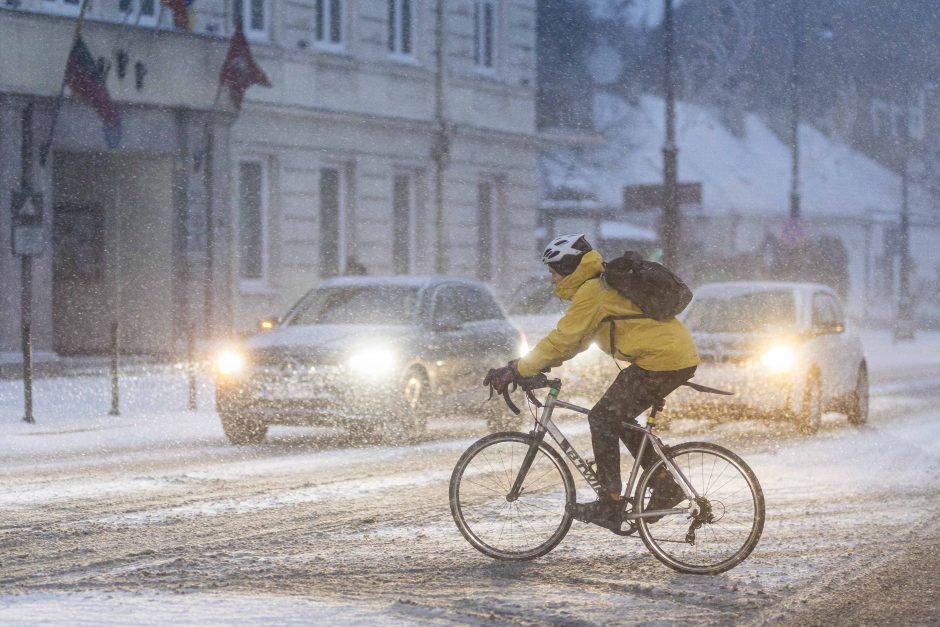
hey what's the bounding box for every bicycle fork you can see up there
[505,431,545,502]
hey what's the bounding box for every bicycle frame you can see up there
[507,385,701,521]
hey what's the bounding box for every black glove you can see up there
[483,361,519,395]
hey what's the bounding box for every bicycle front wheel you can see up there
[450,432,575,560]
[635,442,765,575]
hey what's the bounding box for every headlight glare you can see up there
[348,347,398,375]
[518,334,530,358]
[216,350,245,375]
[759,345,797,373]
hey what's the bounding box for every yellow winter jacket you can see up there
[516,250,700,377]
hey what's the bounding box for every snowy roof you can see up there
[541,93,935,220]
[598,220,656,241]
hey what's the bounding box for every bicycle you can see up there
[449,374,765,574]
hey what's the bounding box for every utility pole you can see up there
[894,113,915,341]
[433,0,449,274]
[789,0,802,221]
[11,101,45,423]
[661,0,679,270]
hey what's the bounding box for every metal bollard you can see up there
[187,327,197,411]
[109,321,120,416]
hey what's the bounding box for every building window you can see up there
[315,0,345,49]
[474,0,496,71]
[320,166,348,277]
[388,0,414,57]
[392,173,417,274]
[41,0,81,16]
[233,0,268,38]
[477,179,499,281]
[238,160,269,287]
[118,0,158,26]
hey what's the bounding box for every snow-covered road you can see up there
[1,330,939,625]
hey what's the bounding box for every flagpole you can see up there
[39,0,91,167]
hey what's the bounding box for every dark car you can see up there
[213,276,525,443]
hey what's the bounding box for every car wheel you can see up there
[219,410,268,444]
[381,368,429,443]
[484,401,524,432]
[846,364,869,426]
[795,373,822,435]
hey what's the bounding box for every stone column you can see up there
[206,114,235,339]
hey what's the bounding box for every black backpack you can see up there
[600,251,693,359]
[602,251,692,320]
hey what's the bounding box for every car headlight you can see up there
[215,350,245,376]
[759,345,797,373]
[348,347,398,375]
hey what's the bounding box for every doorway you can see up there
[52,153,174,355]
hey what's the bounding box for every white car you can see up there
[671,281,868,434]
[507,277,622,400]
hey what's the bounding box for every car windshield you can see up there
[508,280,566,315]
[683,290,796,333]
[288,285,420,326]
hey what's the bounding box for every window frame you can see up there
[315,0,346,51]
[473,0,497,74]
[236,158,271,292]
[387,0,416,60]
[431,285,468,329]
[319,165,349,278]
[119,0,158,27]
[476,177,500,282]
[40,0,81,17]
[233,0,270,41]
[812,292,844,333]
[392,171,418,275]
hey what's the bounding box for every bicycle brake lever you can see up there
[524,389,542,408]
[502,388,521,415]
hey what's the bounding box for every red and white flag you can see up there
[219,23,271,109]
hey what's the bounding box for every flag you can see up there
[219,23,271,110]
[65,36,121,148]
[161,0,195,31]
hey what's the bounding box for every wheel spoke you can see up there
[452,434,572,560]
[637,443,764,574]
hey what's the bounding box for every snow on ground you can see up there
[3,329,937,461]
[0,591,426,627]
[2,329,940,624]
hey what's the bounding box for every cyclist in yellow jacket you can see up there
[486,234,700,530]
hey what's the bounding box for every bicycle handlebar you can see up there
[497,374,562,415]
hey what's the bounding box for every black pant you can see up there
[588,364,697,497]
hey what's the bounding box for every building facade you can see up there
[0,0,539,357]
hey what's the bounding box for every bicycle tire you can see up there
[635,441,765,575]
[450,432,575,560]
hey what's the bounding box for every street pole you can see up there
[20,102,35,424]
[789,0,802,221]
[661,0,679,270]
[433,0,448,274]
[895,124,914,341]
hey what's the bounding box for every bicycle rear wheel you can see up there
[450,432,575,560]
[635,441,765,574]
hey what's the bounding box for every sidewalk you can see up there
[0,351,203,380]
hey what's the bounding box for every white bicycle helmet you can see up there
[540,234,593,275]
